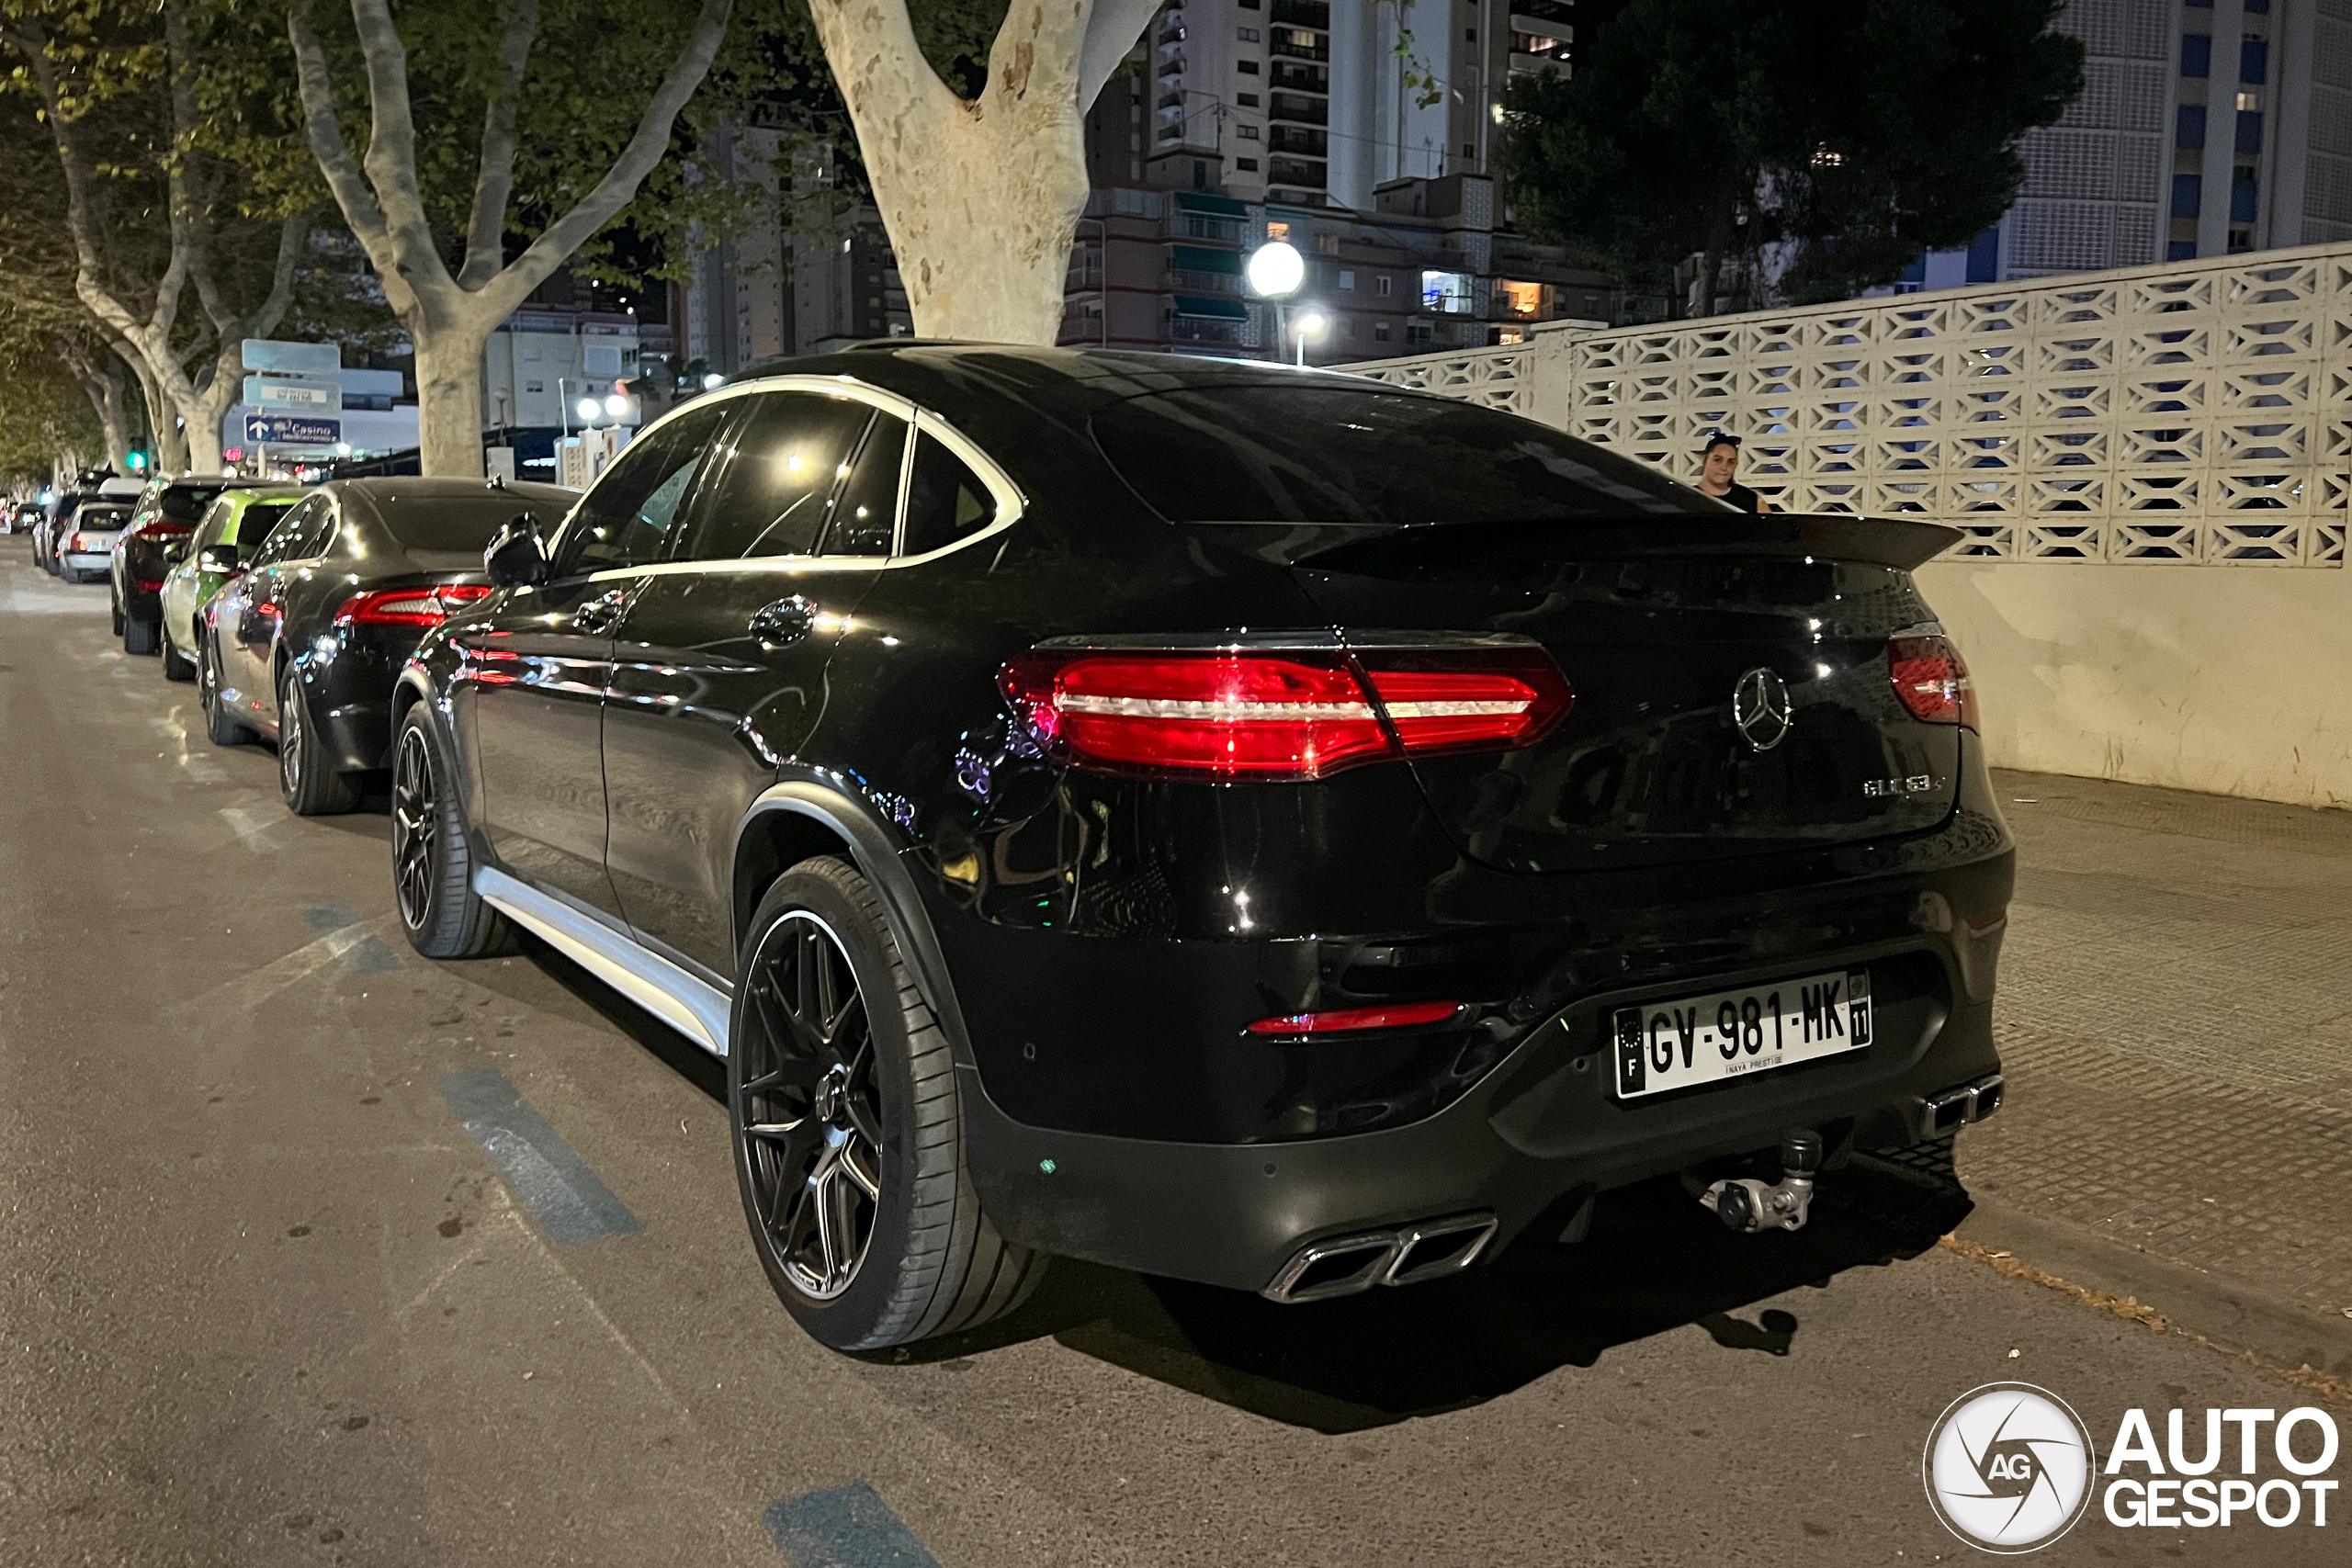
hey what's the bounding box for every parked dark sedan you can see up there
[198,477,575,813]
[112,478,236,654]
[390,345,2012,1353]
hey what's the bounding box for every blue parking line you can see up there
[763,1483,943,1568]
[298,901,401,975]
[437,1070,642,1246]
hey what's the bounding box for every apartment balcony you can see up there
[1165,269,1242,295]
[1156,23,1186,46]
[1270,0,1330,27]
[1268,126,1328,157]
[1166,318,1246,344]
[1166,209,1249,243]
[1270,62,1329,95]
[1267,156,1328,187]
[1157,91,1184,111]
[1508,0,1576,29]
[1268,93,1328,126]
[1270,32,1329,62]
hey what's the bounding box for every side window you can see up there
[683,393,875,560]
[250,495,325,567]
[236,501,297,551]
[899,432,1000,557]
[820,414,908,557]
[553,404,731,576]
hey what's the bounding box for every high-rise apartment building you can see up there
[1905,0,2352,289]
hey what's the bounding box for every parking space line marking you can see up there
[298,902,401,974]
[437,1071,641,1246]
[763,1483,943,1568]
[218,805,289,853]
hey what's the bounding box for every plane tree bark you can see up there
[806,0,1159,344]
[285,0,734,477]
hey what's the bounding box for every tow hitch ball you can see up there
[1702,1129,1823,1234]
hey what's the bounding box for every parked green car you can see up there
[158,486,305,682]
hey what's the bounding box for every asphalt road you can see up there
[0,549,2339,1567]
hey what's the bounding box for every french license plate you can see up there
[1611,968,1871,1100]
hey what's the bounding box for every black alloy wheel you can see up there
[198,634,246,747]
[730,858,1044,1351]
[278,665,358,815]
[390,706,510,958]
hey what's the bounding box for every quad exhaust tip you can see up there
[1261,1213,1499,1303]
[1921,1073,2005,1138]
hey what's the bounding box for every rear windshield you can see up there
[74,507,132,530]
[371,492,567,552]
[1090,386,1717,524]
[159,485,229,523]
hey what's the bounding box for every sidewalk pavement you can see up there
[1953,768,2352,1377]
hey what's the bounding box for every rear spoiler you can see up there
[1194,513,1963,575]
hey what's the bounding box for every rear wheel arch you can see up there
[731,785,974,1069]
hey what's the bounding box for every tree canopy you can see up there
[1494,0,2086,314]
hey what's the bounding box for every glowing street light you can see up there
[1246,241,1305,299]
[604,392,629,418]
[576,396,603,423]
[1292,308,1329,367]
[701,372,725,390]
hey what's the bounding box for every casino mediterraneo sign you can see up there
[1924,1384,2340,1551]
[245,415,342,446]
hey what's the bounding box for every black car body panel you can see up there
[206,478,574,772]
[401,346,2014,1297]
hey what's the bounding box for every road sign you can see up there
[245,376,339,411]
[242,339,339,375]
[245,415,342,446]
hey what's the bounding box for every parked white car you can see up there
[55,502,135,581]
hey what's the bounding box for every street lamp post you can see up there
[1292,308,1329,367]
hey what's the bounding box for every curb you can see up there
[1957,1196,2352,1382]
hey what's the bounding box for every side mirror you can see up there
[484,513,549,588]
[197,543,241,573]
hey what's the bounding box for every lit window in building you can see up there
[1498,280,1544,319]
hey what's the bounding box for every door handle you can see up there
[571,588,628,635]
[749,595,816,649]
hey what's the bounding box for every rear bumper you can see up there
[966,933,2002,1294]
[121,583,164,620]
[62,551,110,574]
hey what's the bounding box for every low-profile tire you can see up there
[278,665,359,815]
[123,615,158,655]
[160,619,195,682]
[198,635,249,747]
[390,705,512,959]
[729,857,1046,1353]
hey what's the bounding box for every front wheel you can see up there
[730,857,1045,1352]
[278,666,357,815]
[390,705,512,958]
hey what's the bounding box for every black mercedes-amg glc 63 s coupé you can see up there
[389,345,2012,1351]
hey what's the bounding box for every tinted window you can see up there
[74,506,132,531]
[374,492,568,553]
[684,393,874,560]
[1091,387,1716,524]
[229,501,297,548]
[251,495,328,566]
[555,405,731,575]
[821,414,907,557]
[900,434,998,557]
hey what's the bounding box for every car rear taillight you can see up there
[130,522,190,543]
[1245,999,1464,1035]
[1888,634,1978,729]
[132,576,164,592]
[999,645,1570,781]
[334,583,495,627]
[66,535,85,551]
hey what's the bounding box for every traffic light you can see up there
[125,451,146,471]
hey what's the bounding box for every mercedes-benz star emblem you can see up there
[1733,667,1793,752]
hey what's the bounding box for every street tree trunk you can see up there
[807,0,1161,343]
[6,3,306,476]
[58,341,131,468]
[288,0,734,478]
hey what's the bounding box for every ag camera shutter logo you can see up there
[1923,1382,2097,1552]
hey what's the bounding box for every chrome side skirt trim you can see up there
[474,865,733,1055]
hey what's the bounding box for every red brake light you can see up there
[334,583,494,628]
[132,577,164,592]
[999,645,1571,781]
[1246,1000,1464,1035]
[1888,635,1978,729]
[131,522,190,542]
